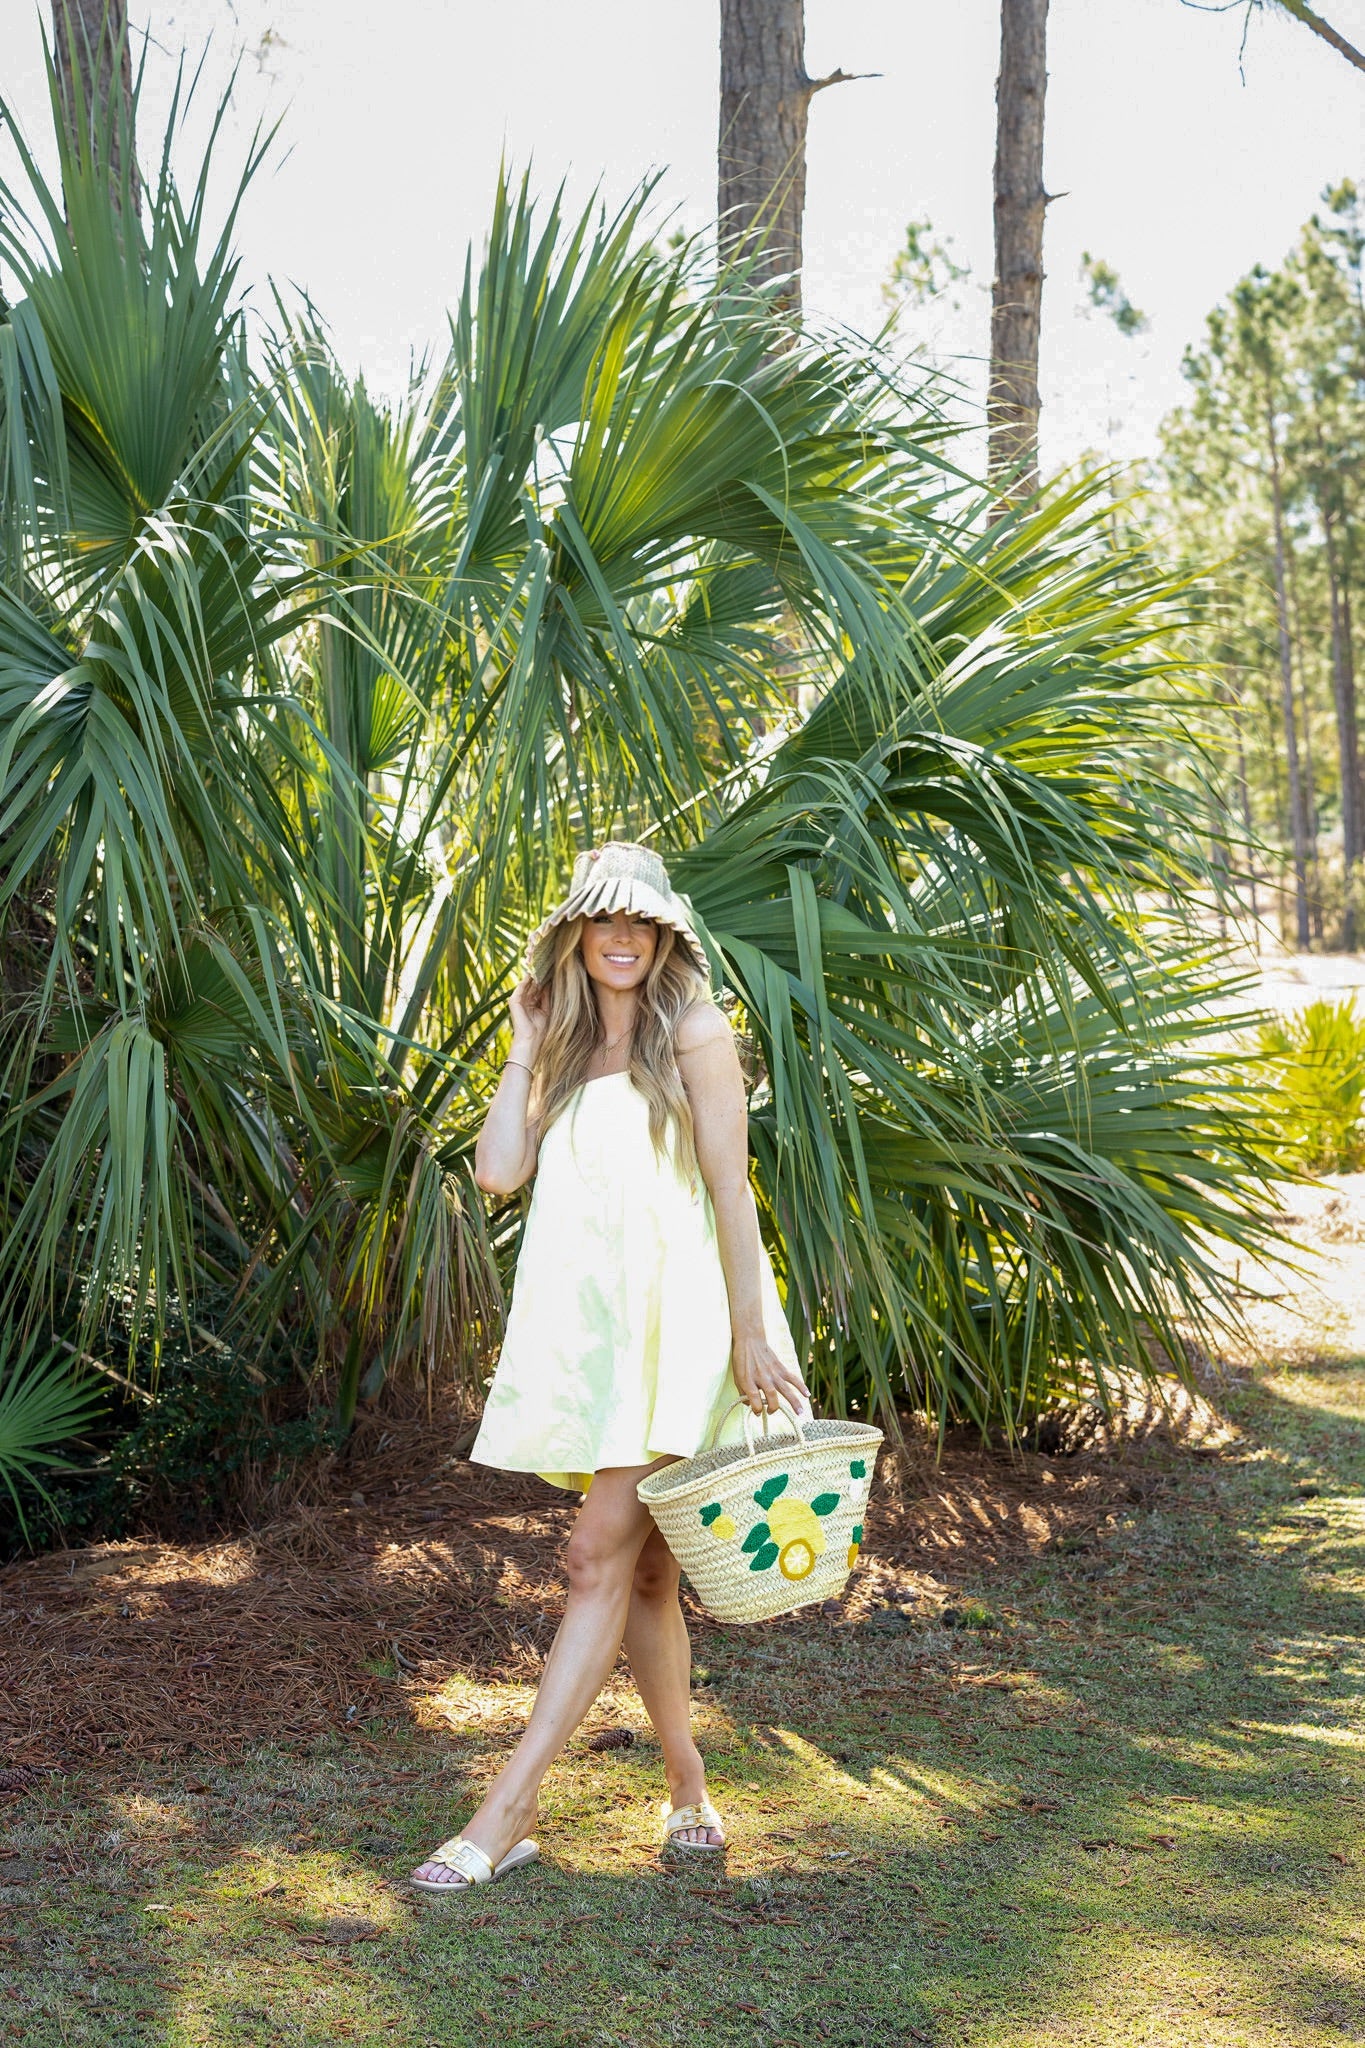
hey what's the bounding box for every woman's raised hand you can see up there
[730,1332,811,1418]
[508,975,550,1065]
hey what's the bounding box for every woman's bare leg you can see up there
[622,1525,721,1847]
[412,1464,657,1887]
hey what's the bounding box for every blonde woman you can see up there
[411,842,810,1893]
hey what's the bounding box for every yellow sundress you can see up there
[469,1070,805,1491]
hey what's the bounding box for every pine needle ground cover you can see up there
[2,1194,1362,2047]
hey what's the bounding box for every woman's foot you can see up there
[662,1773,724,1850]
[411,1791,540,1890]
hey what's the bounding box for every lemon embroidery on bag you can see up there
[727,1477,845,1576]
[696,1456,872,1581]
[767,1496,825,1579]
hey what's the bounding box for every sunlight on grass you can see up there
[1258,1366,1365,1417]
[6,1360,1365,2045]
[417,1673,539,1732]
[1238,1720,1364,1747]
[771,1725,882,1799]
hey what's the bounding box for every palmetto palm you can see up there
[0,65,1275,1485]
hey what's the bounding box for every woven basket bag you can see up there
[637,1397,884,1624]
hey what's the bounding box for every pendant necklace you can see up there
[595,1018,634,1067]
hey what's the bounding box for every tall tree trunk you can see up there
[1222,666,1261,934]
[1302,671,1324,943]
[1284,519,1324,940]
[988,0,1050,495]
[1320,489,1361,948]
[1263,676,1286,867]
[1266,398,1312,950]
[717,0,861,314]
[1342,577,1361,938]
[1235,698,1261,936]
[52,0,139,215]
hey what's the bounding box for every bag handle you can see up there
[711,1392,809,1460]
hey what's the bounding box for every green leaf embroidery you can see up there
[753,1473,789,1511]
[740,1521,771,1553]
[699,1502,723,1526]
[749,1541,779,1572]
[810,1491,840,1517]
[851,1523,864,1544]
[850,1460,867,1479]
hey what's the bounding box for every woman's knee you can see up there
[631,1534,681,1606]
[565,1518,642,1595]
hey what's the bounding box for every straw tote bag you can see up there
[637,1396,883,1624]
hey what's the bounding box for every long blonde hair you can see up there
[531,916,713,1188]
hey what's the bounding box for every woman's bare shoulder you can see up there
[674,999,734,1056]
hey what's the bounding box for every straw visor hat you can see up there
[524,842,710,983]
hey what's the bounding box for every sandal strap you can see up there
[428,1836,495,1884]
[662,1800,723,1837]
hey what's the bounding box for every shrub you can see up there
[1259,998,1365,1174]
[0,1302,329,1558]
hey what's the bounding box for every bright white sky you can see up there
[2,0,1362,471]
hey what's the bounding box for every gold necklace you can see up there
[595,1020,634,1062]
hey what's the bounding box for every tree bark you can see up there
[717,0,860,314]
[988,0,1051,495]
[51,0,139,216]
[1284,543,1323,940]
[1234,685,1261,935]
[1220,666,1261,933]
[1320,491,1361,947]
[1266,398,1312,950]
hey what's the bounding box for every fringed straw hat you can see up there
[523,842,710,982]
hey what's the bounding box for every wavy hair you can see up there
[531,916,713,1188]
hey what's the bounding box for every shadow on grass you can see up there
[4,1363,1364,2045]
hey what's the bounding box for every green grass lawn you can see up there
[3,1354,1363,2047]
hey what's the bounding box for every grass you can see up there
[3,1355,1363,2047]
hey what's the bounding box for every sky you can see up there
[1,0,1362,472]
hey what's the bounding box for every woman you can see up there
[411,841,810,1893]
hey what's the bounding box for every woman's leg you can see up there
[622,1524,721,1847]
[412,1464,656,1886]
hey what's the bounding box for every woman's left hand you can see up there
[731,1332,810,1417]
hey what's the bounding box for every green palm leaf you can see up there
[0,1328,105,1540]
[0,70,1280,1454]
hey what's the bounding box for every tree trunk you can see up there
[988,0,1050,495]
[1222,666,1261,934]
[1302,671,1324,944]
[1235,701,1261,936]
[1321,493,1361,948]
[1284,519,1325,940]
[51,0,139,215]
[717,0,859,314]
[1266,399,1312,950]
[1343,577,1361,937]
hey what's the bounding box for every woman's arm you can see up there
[676,1004,809,1416]
[473,976,547,1195]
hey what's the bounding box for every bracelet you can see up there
[505,1058,536,1077]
